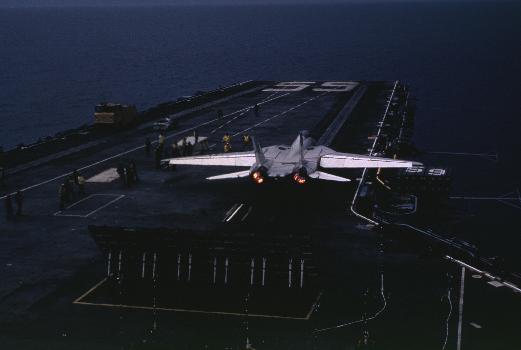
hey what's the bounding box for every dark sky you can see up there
[0,0,506,7]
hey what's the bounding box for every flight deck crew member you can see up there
[124,165,131,187]
[223,133,232,153]
[242,134,251,150]
[170,143,178,171]
[158,133,166,161]
[67,176,76,201]
[4,194,13,220]
[64,177,73,201]
[254,103,259,117]
[217,109,223,119]
[117,163,125,185]
[180,137,187,157]
[129,160,138,182]
[222,133,231,144]
[193,129,199,146]
[185,139,193,156]
[72,169,79,185]
[15,190,23,216]
[59,184,67,210]
[77,175,86,196]
[224,142,232,153]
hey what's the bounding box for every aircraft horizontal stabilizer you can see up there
[320,153,417,169]
[309,171,351,182]
[206,170,251,180]
[167,152,256,167]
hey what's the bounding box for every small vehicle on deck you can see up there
[153,117,176,131]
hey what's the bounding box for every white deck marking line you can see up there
[450,196,520,200]
[73,277,318,320]
[84,195,125,217]
[350,81,399,225]
[209,92,282,135]
[241,206,253,222]
[225,203,244,222]
[427,151,498,159]
[54,194,98,216]
[442,288,452,350]
[210,109,250,134]
[450,192,521,211]
[487,280,504,287]
[184,92,289,136]
[314,273,387,333]
[456,266,465,350]
[500,190,515,197]
[54,213,92,218]
[259,92,281,102]
[469,322,482,329]
[223,203,239,220]
[0,93,289,201]
[497,199,521,211]
[232,92,327,137]
[446,255,521,294]
[74,300,311,320]
[73,277,108,303]
[54,194,125,218]
[428,151,495,156]
[305,290,323,320]
[207,93,325,150]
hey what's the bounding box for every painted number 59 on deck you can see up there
[263,81,359,92]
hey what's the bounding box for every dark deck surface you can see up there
[0,81,520,349]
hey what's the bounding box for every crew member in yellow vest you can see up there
[224,142,232,153]
[222,133,231,144]
[242,134,251,150]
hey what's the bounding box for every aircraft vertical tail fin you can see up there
[299,131,305,167]
[251,136,266,165]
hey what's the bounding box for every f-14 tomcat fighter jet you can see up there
[165,131,418,184]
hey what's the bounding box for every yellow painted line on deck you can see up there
[73,278,322,321]
[73,277,108,304]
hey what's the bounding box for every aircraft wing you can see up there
[167,152,256,167]
[207,170,251,180]
[319,152,417,169]
[309,171,351,182]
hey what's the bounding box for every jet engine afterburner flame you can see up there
[292,173,306,184]
[251,167,267,184]
[252,171,264,184]
[292,168,308,185]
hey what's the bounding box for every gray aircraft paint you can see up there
[165,131,419,183]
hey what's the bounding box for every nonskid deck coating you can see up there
[1,81,520,349]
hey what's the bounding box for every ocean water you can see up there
[0,3,519,149]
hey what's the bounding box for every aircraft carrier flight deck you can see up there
[0,81,520,349]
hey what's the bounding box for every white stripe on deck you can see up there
[232,92,327,137]
[54,194,125,218]
[225,203,244,222]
